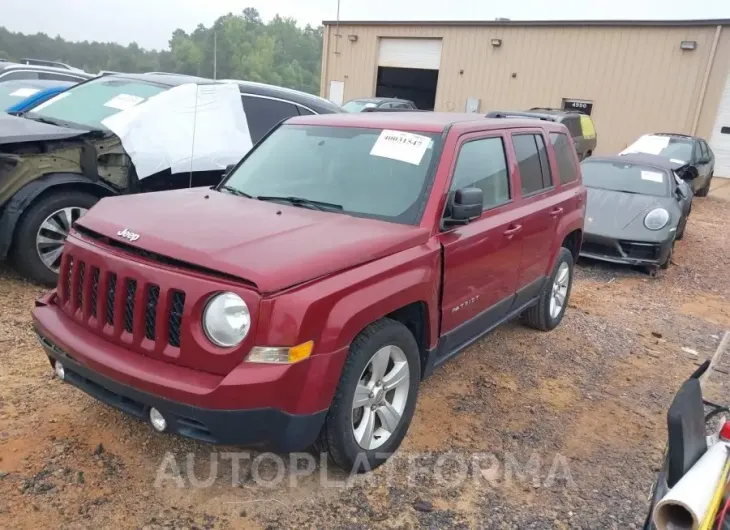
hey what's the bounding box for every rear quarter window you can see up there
[562,116,582,138]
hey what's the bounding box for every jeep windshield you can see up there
[221,124,441,225]
[25,77,167,131]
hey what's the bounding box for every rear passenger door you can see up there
[509,130,564,306]
[241,94,301,144]
[439,132,523,351]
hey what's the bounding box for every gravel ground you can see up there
[1,187,729,529]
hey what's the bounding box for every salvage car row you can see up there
[0,56,718,474]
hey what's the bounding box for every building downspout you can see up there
[320,25,330,98]
[692,25,722,135]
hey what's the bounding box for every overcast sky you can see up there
[3,0,729,50]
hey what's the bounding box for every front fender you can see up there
[0,173,117,259]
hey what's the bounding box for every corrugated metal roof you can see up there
[322,19,730,27]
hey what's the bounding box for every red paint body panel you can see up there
[33,113,585,447]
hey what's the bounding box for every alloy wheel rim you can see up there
[352,345,410,450]
[549,262,570,319]
[36,207,88,273]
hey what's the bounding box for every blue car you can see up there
[1,79,75,112]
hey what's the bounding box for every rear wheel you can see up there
[315,319,421,472]
[522,247,574,331]
[12,191,98,286]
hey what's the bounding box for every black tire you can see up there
[522,247,574,331]
[11,190,98,286]
[660,242,674,270]
[314,318,421,473]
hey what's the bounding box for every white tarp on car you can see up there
[102,83,252,179]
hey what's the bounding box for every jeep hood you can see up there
[0,112,88,144]
[75,187,430,293]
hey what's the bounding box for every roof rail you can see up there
[486,110,556,121]
[361,107,426,112]
[19,58,79,70]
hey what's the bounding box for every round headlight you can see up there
[644,208,670,230]
[203,292,251,347]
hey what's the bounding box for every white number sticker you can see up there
[370,130,431,165]
[641,171,664,183]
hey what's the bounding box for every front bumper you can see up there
[37,332,327,452]
[580,232,673,267]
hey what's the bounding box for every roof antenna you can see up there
[189,83,199,189]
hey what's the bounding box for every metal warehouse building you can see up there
[320,19,730,176]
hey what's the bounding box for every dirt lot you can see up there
[1,182,729,529]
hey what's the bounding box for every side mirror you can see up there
[449,187,483,224]
[224,164,236,176]
[675,186,686,200]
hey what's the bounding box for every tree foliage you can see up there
[0,8,322,94]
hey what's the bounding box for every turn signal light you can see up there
[245,341,314,364]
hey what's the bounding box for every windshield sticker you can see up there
[670,158,686,164]
[370,130,431,165]
[364,103,377,108]
[10,88,40,98]
[31,91,71,112]
[620,135,670,156]
[103,94,146,111]
[641,171,664,183]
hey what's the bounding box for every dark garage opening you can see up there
[376,66,438,111]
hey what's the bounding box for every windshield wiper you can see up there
[256,196,343,212]
[24,114,100,133]
[219,185,252,198]
[616,189,641,194]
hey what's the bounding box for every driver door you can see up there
[438,132,523,355]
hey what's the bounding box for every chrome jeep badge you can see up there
[117,228,140,242]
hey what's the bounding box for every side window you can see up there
[241,95,300,143]
[38,72,83,82]
[693,141,702,162]
[562,116,582,138]
[549,132,579,184]
[699,140,710,160]
[0,70,40,81]
[380,102,395,109]
[450,137,510,210]
[296,105,315,116]
[395,103,410,109]
[512,133,552,196]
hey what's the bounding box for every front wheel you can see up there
[522,247,574,331]
[12,191,98,286]
[315,319,421,472]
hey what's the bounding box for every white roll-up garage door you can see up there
[378,38,443,70]
[709,70,730,178]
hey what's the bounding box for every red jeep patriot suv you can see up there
[33,112,585,471]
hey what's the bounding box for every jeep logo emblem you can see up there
[117,228,140,242]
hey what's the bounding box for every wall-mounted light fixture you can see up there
[491,39,502,47]
[680,40,697,50]
[348,34,358,42]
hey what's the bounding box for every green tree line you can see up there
[0,8,322,94]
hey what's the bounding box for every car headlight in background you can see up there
[644,208,670,230]
[203,292,251,347]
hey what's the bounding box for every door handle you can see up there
[503,225,522,237]
[549,207,564,217]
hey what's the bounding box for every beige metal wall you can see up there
[322,23,730,155]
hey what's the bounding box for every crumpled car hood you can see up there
[0,112,88,145]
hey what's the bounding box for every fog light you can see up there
[54,361,65,381]
[149,408,167,432]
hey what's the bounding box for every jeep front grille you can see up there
[57,252,186,351]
